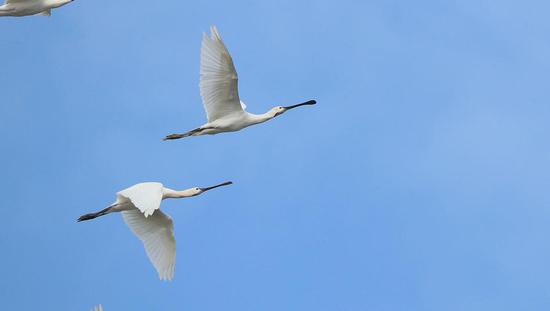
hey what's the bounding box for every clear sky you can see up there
[1,0,549,310]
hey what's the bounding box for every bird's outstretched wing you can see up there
[200,26,244,122]
[91,305,103,311]
[116,182,163,217]
[122,209,176,281]
[6,0,27,3]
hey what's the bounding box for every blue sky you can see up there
[1,0,550,310]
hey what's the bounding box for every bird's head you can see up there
[271,100,317,118]
[189,181,233,197]
[270,106,285,117]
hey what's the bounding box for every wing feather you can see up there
[117,182,163,217]
[122,209,176,281]
[199,26,244,122]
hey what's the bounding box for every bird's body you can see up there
[163,26,316,140]
[78,181,232,280]
[0,0,72,17]
[180,109,277,137]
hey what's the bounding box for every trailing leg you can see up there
[163,127,207,140]
[77,205,114,222]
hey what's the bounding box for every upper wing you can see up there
[6,0,27,4]
[117,182,163,218]
[200,26,244,122]
[122,209,176,281]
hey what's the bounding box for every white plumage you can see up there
[163,26,316,140]
[122,209,176,281]
[117,182,164,218]
[0,0,73,17]
[200,26,243,123]
[78,181,232,280]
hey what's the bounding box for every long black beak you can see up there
[200,181,233,192]
[283,100,317,110]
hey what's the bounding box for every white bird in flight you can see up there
[0,0,73,17]
[77,181,233,280]
[163,26,316,140]
[91,305,103,311]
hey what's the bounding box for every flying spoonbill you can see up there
[0,0,73,17]
[91,305,103,311]
[163,26,316,140]
[77,181,233,280]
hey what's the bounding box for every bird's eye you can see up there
[195,188,199,191]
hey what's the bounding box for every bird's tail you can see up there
[163,127,204,141]
[77,206,113,222]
